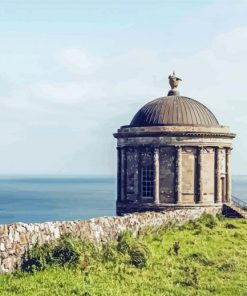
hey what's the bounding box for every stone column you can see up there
[197,146,203,203]
[226,147,232,203]
[175,146,182,204]
[153,147,160,204]
[137,148,142,202]
[117,147,121,202]
[215,147,221,203]
[120,148,127,201]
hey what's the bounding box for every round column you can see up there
[226,147,232,203]
[137,148,142,202]
[153,147,160,204]
[215,147,221,203]
[197,146,203,203]
[117,147,121,202]
[120,148,127,201]
[175,146,182,204]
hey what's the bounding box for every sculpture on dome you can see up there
[168,71,182,96]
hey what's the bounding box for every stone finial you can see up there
[168,71,182,96]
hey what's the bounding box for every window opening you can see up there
[142,165,154,200]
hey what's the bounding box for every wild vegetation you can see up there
[0,213,247,296]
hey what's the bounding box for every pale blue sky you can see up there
[0,0,246,175]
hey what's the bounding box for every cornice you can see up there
[113,131,236,139]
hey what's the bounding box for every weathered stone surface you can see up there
[0,207,221,273]
[115,131,234,215]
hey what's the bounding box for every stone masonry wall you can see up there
[0,206,221,273]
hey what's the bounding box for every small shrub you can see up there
[225,223,238,229]
[198,213,218,229]
[173,242,180,255]
[52,244,79,266]
[218,261,236,272]
[6,285,21,294]
[21,243,53,273]
[193,226,203,235]
[21,236,96,272]
[179,266,199,287]
[216,213,225,221]
[233,231,244,239]
[129,246,147,268]
[117,230,133,254]
[101,242,119,264]
[181,220,202,231]
[187,252,213,266]
[116,231,150,268]
[21,257,43,273]
[51,235,91,267]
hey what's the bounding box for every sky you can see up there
[0,0,246,175]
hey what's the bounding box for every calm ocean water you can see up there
[0,175,245,224]
[0,176,116,224]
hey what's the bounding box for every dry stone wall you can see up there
[0,206,221,273]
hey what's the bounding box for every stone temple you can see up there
[114,73,236,215]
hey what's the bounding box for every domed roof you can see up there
[130,96,219,127]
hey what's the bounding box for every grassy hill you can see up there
[0,213,247,296]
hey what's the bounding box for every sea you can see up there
[0,175,245,225]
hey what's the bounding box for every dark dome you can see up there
[130,96,219,127]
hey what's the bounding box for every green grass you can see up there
[1,214,247,296]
